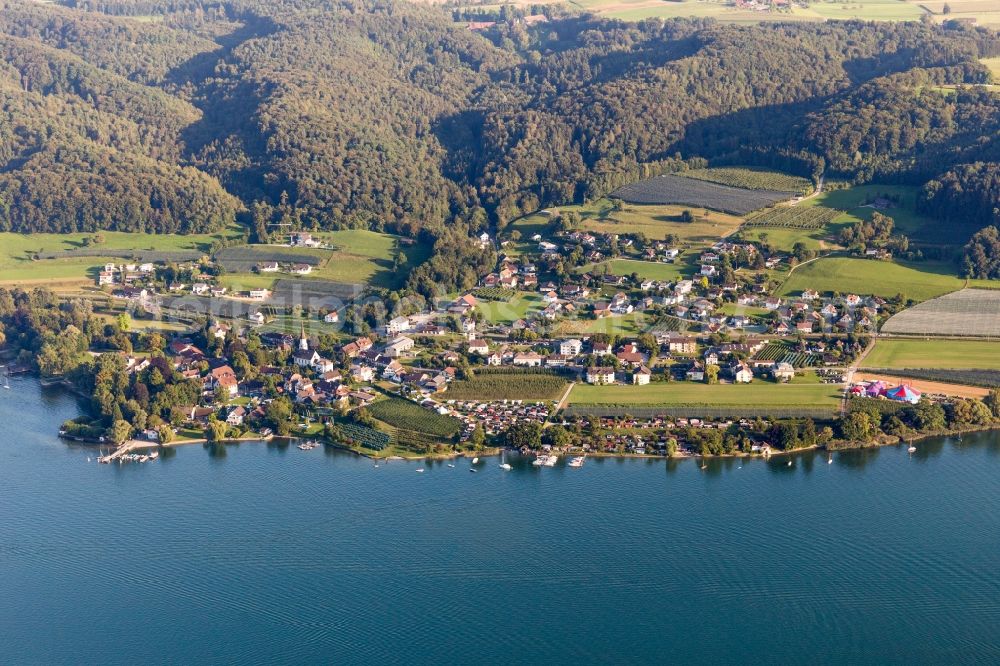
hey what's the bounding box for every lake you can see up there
[2,378,1000,664]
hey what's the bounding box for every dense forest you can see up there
[0,0,998,268]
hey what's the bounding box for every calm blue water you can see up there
[2,377,1000,665]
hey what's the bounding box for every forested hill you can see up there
[1,0,998,239]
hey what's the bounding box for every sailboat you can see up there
[827,454,833,464]
[568,455,585,468]
[499,449,512,471]
[907,439,916,454]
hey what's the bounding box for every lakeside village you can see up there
[31,220,1000,463]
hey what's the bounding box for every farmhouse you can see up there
[289,263,313,275]
[324,311,340,323]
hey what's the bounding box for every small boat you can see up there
[471,457,479,464]
[148,451,159,460]
[543,454,558,467]
[907,444,916,454]
[787,460,793,467]
[415,468,425,473]
[447,463,455,468]
[469,468,477,473]
[827,454,833,464]
[499,449,512,471]
[568,456,585,468]
[700,463,707,470]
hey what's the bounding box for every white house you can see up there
[289,263,312,275]
[387,316,411,335]
[632,366,651,385]
[324,311,340,324]
[385,336,415,358]
[192,283,209,295]
[467,339,489,355]
[513,352,543,367]
[586,367,616,385]
[558,339,583,356]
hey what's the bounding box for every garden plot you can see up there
[881,289,1000,337]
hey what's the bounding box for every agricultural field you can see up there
[445,372,569,401]
[510,198,743,245]
[368,398,462,438]
[472,287,517,301]
[218,230,428,292]
[214,246,324,272]
[332,422,391,451]
[743,206,839,230]
[796,0,925,21]
[754,343,817,367]
[552,314,646,336]
[0,227,242,284]
[881,289,1000,337]
[917,1,1000,27]
[779,257,965,302]
[863,339,1000,370]
[266,278,364,306]
[680,167,813,195]
[567,376,842,408]
[803,184,968,244]
[859,368,1000,390]
[611,174,794,215]
[738,206,841,252]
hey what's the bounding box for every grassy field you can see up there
[568,377,843,407]
[802,184,965,244]
[511,199,742,246]
[779,256,964,302]
[477,291,545,323]
[796,0,924,21]
[918,1,1000,26]
[0,227,241,284]
[459,0,929,22]
[589,258,685,282]
[863,339,1000,370]
[983,57,1000,79]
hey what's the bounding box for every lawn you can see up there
[551,314,646,337]
[983,57,1000,79]
[477,292,545,323]
[779,256,964,302]
[591,258,685,282]
[862,339,1000,370]
[567,378,842,407]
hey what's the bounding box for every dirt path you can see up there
[547,381,576,427]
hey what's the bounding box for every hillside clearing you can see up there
[779,257,964,302]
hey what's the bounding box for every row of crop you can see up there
[564,405,837,419]
[743,206,838,229]
[473,287,517,301]
[332,422,391,451]
[681,168,812,195]
[446,373,568,401]
[865,368,1000,389]
[754,343,789,362]
[367,398,461,438]
[781,352,816,368]
[611,175,793,216]
[37,249,204,262]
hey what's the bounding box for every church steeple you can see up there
[299,323,309,351]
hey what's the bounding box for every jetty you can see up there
[97,439,159,464]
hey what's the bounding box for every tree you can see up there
[206,420,228,442]
[705,364,719,384]
[111,419,132,446]
[265,397,294,436]
[157,424,174,444]
[117,312,132,332]
[505,421,543,449]
[839,411,874,442]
